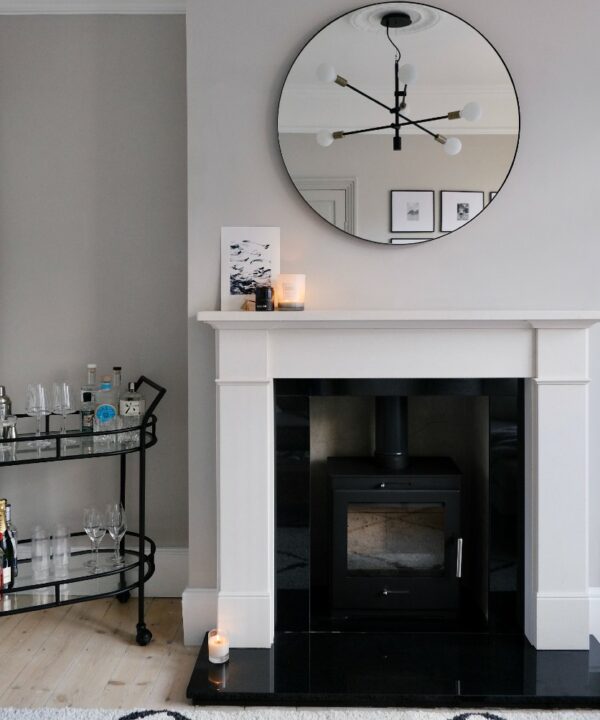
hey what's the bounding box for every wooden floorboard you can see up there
[0,598,199,709]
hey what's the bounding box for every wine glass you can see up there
[83,507,106,573]
[52,382,77,447]
[106,503,127,568]
[25,384,51,448]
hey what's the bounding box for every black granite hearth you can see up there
[186,632,600,708]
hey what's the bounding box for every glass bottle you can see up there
[5,503,17,579]
[81,364,98,404]
[112,366,123,400]
[81,391,94,433]
[0,500,15,590]
[119,382,145,445]
[94,376,118,449]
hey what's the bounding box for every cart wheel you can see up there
[136,623,153,646]
[117,591,130,604]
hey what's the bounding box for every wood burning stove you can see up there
[329,456,462,616]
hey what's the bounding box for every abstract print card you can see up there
[220,227,280,310]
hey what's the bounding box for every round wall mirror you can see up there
[277,2,520,245]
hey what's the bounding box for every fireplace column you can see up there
[215,329,274,648]
[525,326,590,650]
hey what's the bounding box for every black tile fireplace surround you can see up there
[275,378,525,635]
[187,379,600,707]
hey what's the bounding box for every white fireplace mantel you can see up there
[187,309,600,651]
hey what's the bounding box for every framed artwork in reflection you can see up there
[441,191,485,232]
[390,190,435,233]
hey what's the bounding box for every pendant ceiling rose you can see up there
[380,12,413,29]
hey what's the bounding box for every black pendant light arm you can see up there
[337,123,395,138]
[343,82,393,112]
[398,111,442,140]
[397,114,452,129]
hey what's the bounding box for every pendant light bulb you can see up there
[460,101,482,122]
[316,63,337,83]
[316,130,334,147]
[397,63,417,85]
[443,137,462,155]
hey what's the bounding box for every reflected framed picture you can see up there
[441,191,485,232]
[220,226,280,310]
[391,190,435,233]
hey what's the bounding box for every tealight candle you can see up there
[208,628,230,664]
[275,274,306,311]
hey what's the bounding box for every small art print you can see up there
[441,191,485,232]
[220,227,280,310]
[391,190,435,233]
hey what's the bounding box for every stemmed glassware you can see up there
[25,384,52,448]
[106,503,127,568]
[52,382,77,447]
[83,507,106,573]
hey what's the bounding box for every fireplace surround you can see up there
[189,310,600,650]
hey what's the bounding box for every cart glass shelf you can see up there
[1,532,155,615]
[0,416,157,467]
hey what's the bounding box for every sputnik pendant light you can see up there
[316,11,482,154]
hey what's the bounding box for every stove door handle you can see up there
[456,537,463,578]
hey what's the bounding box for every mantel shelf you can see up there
[197,309,600,331]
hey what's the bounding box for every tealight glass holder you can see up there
[208,628,230,664]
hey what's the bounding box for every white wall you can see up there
[0,16,188,548]
[187,0,600,590]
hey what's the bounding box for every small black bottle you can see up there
[255,284,274,311]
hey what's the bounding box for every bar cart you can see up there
[0,376,165,646]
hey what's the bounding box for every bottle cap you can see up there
[113,366,122,371]
[0,386,5,396]
[128,382,136,391]
[83,391,92,402]
[87,364,97,369]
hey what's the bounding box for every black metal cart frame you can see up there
[0,375,165,646]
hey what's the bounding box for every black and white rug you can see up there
[1,710,600,720]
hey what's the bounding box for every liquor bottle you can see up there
[5,503,17,579]
[81,391,94,433]
[112,366,123,401]
[0,537,4,596]
[81,364,98,404]
[119,382,145,444]
[0,500,15,590]
[94,376,118,448]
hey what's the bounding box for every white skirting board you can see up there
[135,546,188,598]
[182,587,218,645]
[590,587,600,642]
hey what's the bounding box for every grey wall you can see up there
[280,132,517,241]
[0,16,188,546]
[187,0,600,588]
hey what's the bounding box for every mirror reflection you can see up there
[278,2,519,245]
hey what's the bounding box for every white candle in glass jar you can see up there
[208,629,230,664]
[275,274,305,311]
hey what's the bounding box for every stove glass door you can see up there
[347,503,445,577]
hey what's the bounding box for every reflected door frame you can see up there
[294,177,356,235]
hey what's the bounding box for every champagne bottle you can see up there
[5,503,17,579]
[0,536,4,596]
[0,500,15,590]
